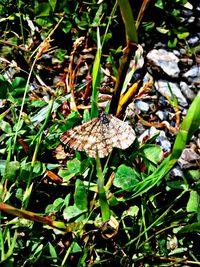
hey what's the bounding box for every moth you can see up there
[60,111,135,158]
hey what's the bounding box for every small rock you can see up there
[135,100,149,112]
[179,57,193,66]
[181,148,200,162]
[170,167,184,178]
[138,127,171,152]
[178,148,200,169]
[180,81,196,101]
[183,65,200,83]
[187,36,199,46]
[173,50,181,57]
[180,48,186,55]
[157,135,171,152]
[156,110,165,120]
[188,16,195,23]
[147,49,180,78]
[155,80,188,107]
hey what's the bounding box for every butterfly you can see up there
[60,111,136,158]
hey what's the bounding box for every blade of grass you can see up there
[91,27,101,118]
[117,0,138,43]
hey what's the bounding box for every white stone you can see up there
[147,49,180,77]
[155,80,188,107]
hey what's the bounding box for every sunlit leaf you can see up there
[114,164,139,191]
[74,179,88,211]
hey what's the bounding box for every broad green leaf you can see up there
[48,242,57,259]
[59,159,81,181]
[177,32,189,39]
[91,4,103,27]
[140,144,163,164]
[114,164,139,191]
[67,159,81,173]
[71,242,82,253]
[63,205,86,220]
[74,179,88,211]
[35,3,51,17]
[187,191,199,213]
[62,20,72,34]
[122,205,139,218]
[11,77,27,97]
[49,0,57,11]
[46,194,71,213]
[19,161,46,181]
[156,27,169,34]
[4,161,20,181]
[0,120,12,134]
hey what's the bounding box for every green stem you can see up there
[96,155,110,222]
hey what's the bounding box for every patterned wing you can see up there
[60,117,112,158]
[105,114,136,150]
[60,113,135,158]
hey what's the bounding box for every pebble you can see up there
[135,100,149,112]
[156,110,165,121]
[138,127,171,152]
[178,148,200,169]
[183,66,200,83]
[147,49,180,78]
[170,167,184,178]
[180,81,196,101]
[187,36,199,46]
[157,134,171,152]
[155,80,188,107]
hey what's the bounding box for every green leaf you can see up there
[156,27,169,34]
[35,3,52,17]
[19,161,46,181]
[187,191,199,213]
[48,242,57,260]
[122,205,139,218]
[168,37,178,48]
[71,242,82,253]
[177,31,189,39]
[114,164,139,191]
[178,222,200,233]
[62,20,72,34]
[49,0,57,12]
[0,75,10,98]
[67,159,81,173]
[59,159,81,181]
[140,144,163,164]
[74,179,88,211]
[63,205,86,220]
[4,161,20,181]
[11,77,27,97]
[117,0,138,43]
[0,120,12,134]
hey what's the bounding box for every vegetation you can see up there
[0,0,200,266]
